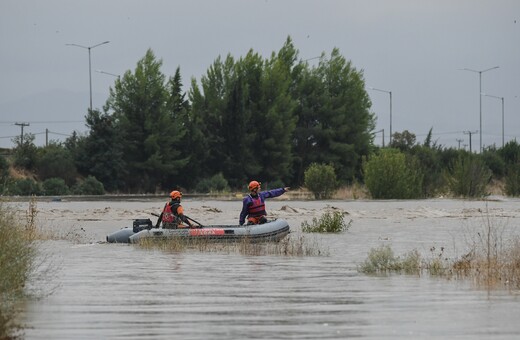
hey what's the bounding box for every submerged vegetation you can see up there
[359,213,520,290]
[301,210,352,233]
[135,234,327,257]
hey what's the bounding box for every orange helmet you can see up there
[248,181,261,191]
[170,190,182,200]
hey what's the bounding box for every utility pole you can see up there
[15,122,30,146]
[463,130,477,153]
[456,138,463,149]
[374,129,385,147]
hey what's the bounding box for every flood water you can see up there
[13,198,520,339]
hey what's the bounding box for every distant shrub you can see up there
[482,149,506,178]
[498,140,520,165]
[72,176,105,195]
[445,154,491,198]
[36,144,78,186]
[0,156,9,195]
[8,178,42,196]
[195,173,230,193]
[304,163,338,199]
[411,145,443,197]
[505,163,520,197]
[363,149,423,199]
[42,178,69,196]
[301,211,351,233]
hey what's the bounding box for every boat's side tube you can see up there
[106,228,134,243]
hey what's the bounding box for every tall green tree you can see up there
[255,38,298,184]
[293,48,374,184]
[221,50,262,187]
[106,49,188,192]
[164,66,191,188]
[75,109,126,192]
[36,142,78,186]
[11,134,38,170]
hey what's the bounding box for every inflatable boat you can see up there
[106,218,290,244]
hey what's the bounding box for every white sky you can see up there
[0,0,519,150]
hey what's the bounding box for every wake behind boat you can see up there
[106,218,290,244]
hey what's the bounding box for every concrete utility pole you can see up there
[463,130,478,153]
[374,129,385,147]
[460,66,499,153]
[368,87,393,144]
[15,122,30,146]
[66,41,110,111]
[456,138,463,149]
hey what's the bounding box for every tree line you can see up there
[1,36,519,197]
[2,36,374,194]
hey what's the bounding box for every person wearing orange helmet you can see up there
[156,190,193,228]
[239,181,289,225]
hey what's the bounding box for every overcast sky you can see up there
[1,0,519,150]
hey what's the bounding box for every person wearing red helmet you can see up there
[156,190,193,228]
[239,181,289,225]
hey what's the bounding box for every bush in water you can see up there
[301,210,351,233]
[358,245,422,275]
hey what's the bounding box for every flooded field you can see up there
[10,197,520,339]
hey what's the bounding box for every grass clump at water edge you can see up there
[134,234,328,257]
[0,198,38,339]
[359,212,520,290]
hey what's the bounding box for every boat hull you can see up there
[106,219,290,244]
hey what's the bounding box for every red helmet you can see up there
[170,190,182,199]
[248,181,261,191]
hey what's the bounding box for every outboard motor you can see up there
[133,219,153,233]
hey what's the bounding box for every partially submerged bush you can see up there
[358,245,421,274]
[301,210,351,233]
[359,212,520,290]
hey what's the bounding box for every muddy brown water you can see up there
[9,198,520,339]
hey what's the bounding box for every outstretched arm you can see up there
[262,187,288,199]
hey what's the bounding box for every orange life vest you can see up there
[162,202,183,225]
[247,195,266,223]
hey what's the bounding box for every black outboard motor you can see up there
[133,219,153,233]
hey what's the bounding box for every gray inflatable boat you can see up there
[106,218,290,244]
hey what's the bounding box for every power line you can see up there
[0,120,84,124]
